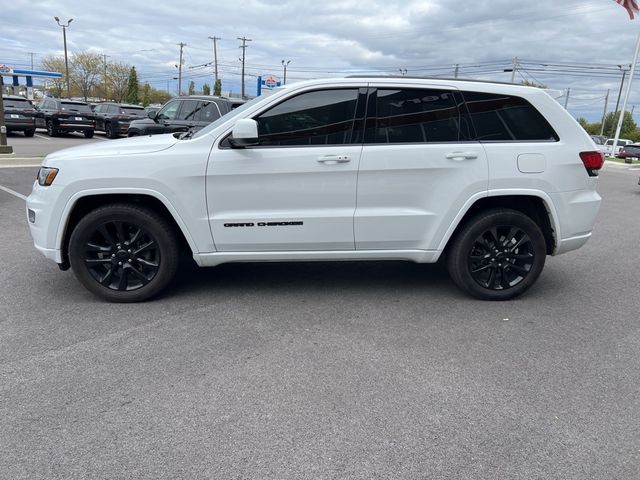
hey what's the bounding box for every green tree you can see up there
[202,83,211,95]
[603,111,636,138]
[141,83,151,106]
[125,66,139,104]
[188,81,195,95]
[214,79,222,96]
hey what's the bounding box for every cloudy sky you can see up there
[2,0,640,121]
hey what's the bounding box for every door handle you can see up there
[317,155,351,164]
[446,151,478,161]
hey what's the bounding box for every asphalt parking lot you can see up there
[3,129,109,159]
[0,159,639,479]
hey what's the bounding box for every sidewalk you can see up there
[0,154,43,168]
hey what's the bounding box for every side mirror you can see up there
[229,119,259,147]
[148,110,157,120]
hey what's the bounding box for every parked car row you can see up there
[2,95,245,139]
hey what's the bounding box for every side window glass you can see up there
[94,105,103,113]
[199,101,221,123]
[177,100,199,121]
[462,91,559,141]
[366,88,462,143]
[157,102,179,120]
[255,89,358,146]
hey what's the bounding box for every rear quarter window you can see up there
[462,91,559,142]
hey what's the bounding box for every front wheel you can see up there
[68,204,180,302]
[84,130,95,138]
[447,209,547,300]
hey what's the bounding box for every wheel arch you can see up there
[57,189,197,268]
[438,190,560,256]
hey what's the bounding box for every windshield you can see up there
[192,96,263,139]
[61,102,93,113]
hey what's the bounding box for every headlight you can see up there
[37,167,59,186]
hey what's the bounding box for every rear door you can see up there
[355,85,488,250]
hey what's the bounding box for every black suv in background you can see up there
[36,98,96,137]
[127,96,232,136]
[93,103,147,138]
[2,95,37,136]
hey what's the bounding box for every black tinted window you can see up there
[199,101,221,123]
[256,89,358,146]
[121,106,145,116]
[177,100,199,121]
[463,91,558,141]
[3,98,32,109]
[366,89,465,143]
[61,102,92,113]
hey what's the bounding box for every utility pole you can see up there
[208,36,221,87]
[54,17,73,98]
[564,88,571,109]
[102,53,109,100]
[237,36,252,98]
[610,65,629,136]
[510,57,518,83]
[600,89,610,136]
[177,42,186,96]
[281,60,291,85]
[454,64,459,78]
[29,52,35,70]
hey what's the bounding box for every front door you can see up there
[207,87,366,252]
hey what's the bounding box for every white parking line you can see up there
[34,133,51,141]
[0,184,27,201]
[92,136,108,141]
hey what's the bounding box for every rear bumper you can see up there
[6,120,35,130]
[57,123,95,131]
[550,189,601,255]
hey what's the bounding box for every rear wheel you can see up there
[46,119,58,137]
[447,209,547,300]
[68,204,180,302]
[84,130,95,138]
[105,122,118,139]
[24,129,35,137]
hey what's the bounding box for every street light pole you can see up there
[281,60,290,85]
[54,17,73,99]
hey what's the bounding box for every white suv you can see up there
[26,77,603,302]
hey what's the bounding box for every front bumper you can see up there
[26,182,64,264]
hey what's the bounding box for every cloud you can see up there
[1,0,639,120]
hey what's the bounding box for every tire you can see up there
[24,129,35,137]
[127,131,140,137]
[447,209,547,301]
[68,204,180,302]
[84,130,95,138]
[46,119,58,137]
[105,122,118,139]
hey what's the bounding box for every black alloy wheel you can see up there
[46,119,57,137]
[447,209,547,300]
[69,204,179,302]
[468,226,535,290]
[105,122,118,139]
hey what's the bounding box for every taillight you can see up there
[579,151,604,177]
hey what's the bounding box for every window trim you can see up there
[229,87,363,149]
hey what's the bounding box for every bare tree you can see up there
[71,52,102,100]
[40,55,66,98]
[108,61,131,102]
